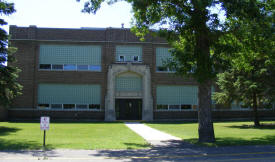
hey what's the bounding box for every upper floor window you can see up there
[116,46,142,63]
[39,45,101,72]
[156,47,175,72]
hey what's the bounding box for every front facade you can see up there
[8,26,275,121]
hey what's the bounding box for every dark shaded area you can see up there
[183,135,275,147]
[0,126,21,136]
[226,124,275,130]
[215,135,275,146]
[89,141,275,161]
[0,125,54,150]
[124,143,151,149]
[6,120,125,124]
[0,139,54,150]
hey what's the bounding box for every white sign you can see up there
[40,116,50,130]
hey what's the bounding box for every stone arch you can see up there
[105,63,153,121]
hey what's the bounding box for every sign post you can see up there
[40,116,50,148]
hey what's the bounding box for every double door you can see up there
[115,99,142,120]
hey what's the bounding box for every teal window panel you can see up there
[116,76,142,92]
[38,84,100,104]
[116,46,142,62]
[211,86,215,104]
[156,47,172,66]
[39,45,101,65]
[156,85,198,105]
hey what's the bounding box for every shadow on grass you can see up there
[0,138,55,150]
[0,126,54,150]
[7,121,126,124]
[144,121,194,125]
[226,124,275,130]
[0,126,21,136]
[184,134,275,147]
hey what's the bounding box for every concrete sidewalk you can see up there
[125,122,181,146]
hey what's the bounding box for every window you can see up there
[157,66,168,72]
[64,64,76,70]
[119,56,125,62]
[181,105,192,109]
[38,104,50,109]
[63,104,75,109]
[169,105,180,110]
[157,105,168,110]
[133,56,139,62]
[77,65,88,71]
[89,65,101,71]
[39,64,51,70]
[89,104,100,110]
[51,104,62,109]
[76,104,88,109]
[52,64,63,70]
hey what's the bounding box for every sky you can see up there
[3,0,133,33]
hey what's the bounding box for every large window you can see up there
[156,85,198,111]
[39,45,101,72]
[156,47,175,72]
[115,72,142,92]
[38,84,101,111]
[116,46,142,63]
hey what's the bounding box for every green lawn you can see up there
[146,121,275,146]
[0,122,149,150]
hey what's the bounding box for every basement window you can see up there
[63,104,75,109]
[64,64,76,71]
[39,64,51,70]
[181,105,192,109]
[89,104,100,110]
[77,65,89,71]
[52,64,63,70]
[157,105,168,110]
[169,105,181,110]
[76,104,88,109]
[89,65,101,71]
[38,104,50,109]
[51,104,62,109]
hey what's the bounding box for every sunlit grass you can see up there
[146,121,275,146]
[0,122,149,150]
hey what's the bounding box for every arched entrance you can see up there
[105,63,153,121]
[115,72,142,120]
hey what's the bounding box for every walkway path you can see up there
[124,122,181,146]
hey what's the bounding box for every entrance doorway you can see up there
[115,99,142,120]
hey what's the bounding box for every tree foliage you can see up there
[213,2,275,126]
[77,0,274,142]
[0,1,22,107]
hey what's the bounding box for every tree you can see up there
[0,1,22,107]
[213,5,275,126]
[77,0,271,142]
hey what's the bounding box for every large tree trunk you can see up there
[192,2,215,143]
[198,80,215,142]
[252,92,260,127]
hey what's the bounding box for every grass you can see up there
[146,121,275,146]
[0,122,149,150]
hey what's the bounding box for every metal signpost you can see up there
[40,116,50,148]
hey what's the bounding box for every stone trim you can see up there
[105,63,153,121]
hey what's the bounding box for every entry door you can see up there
[115,99,142,120]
